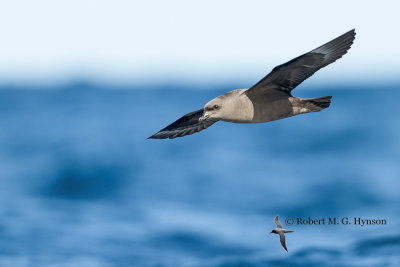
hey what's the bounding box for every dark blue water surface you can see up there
[0,83,399,266]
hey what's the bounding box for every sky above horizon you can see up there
[0,1,399,86]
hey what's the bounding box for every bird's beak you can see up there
[199,112,209,121]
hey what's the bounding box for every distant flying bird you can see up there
[270,215,294,252]
[149,29,356,139]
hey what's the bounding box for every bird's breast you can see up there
[219,93,255,123]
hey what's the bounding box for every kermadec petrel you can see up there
[270,215,294,252]
[149,29,356,139]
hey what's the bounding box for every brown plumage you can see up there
[149,29,355,139]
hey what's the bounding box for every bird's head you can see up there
[199,90,245,122]
[199,99,223,121]
[270,230,277,234]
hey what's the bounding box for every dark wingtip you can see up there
[282,245,288,252]
[147,132,163,139]
[147,135,164,140]
[346,28,356,42]
[345,28,356,36]
[349,28,357,41]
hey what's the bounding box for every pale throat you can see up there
[220,94,254,123]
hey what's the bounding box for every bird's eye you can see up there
[213,104,219,109]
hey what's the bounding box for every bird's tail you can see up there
[302,96,332,112]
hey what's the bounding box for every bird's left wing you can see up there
[275,215,283,228]
[148,109,218,139]
[279,233,288,252]
[246,29,355,96]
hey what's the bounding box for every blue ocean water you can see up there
[0,83,399,266]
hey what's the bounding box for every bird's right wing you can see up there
[148,109,218,139]
[279,233,288,252]
[245,29,355,96]
[275,215,283,228]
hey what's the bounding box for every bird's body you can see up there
[204,88,331,124]
[270,215,294,252]
[149,29,355,139]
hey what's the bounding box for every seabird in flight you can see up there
[149,29,356,139]
[270,215,294,252]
